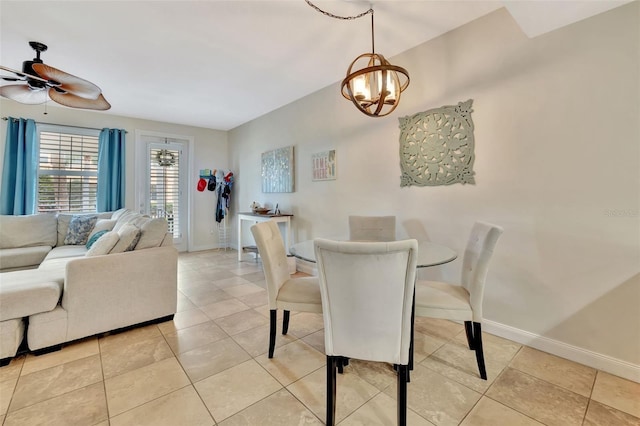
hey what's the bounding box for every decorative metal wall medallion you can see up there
[398,99,476,187]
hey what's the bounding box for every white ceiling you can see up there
[0,1,631,131]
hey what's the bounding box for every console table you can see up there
[237,212,293,261]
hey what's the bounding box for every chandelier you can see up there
[306,1,410,117]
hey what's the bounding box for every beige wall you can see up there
[229,4,640,372]
[0,99,229,251]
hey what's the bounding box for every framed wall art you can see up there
[312,149,336,181]
[262,145,294,193]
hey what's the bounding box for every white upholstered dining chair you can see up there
[251,221,322,358]
[414,221,503,380]
[314,238,418,426]
[348,215,396,241]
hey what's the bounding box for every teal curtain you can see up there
[1,117,38,215]
[97,128,125,212]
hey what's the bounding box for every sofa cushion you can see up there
[38,256,79,274]
[43,245,89,262]
[88,218,116,240]
[113,211,150,233]
[86,230,108,249]
[0,246,52,271]
[0,214,57,249]
[64,215,98,245]
[57,212,112,247]
[0,269,63,321]
[110,224,141,253]
[0,318,25,359]
[135,218,168,250]
[86,231,119,256]
[111,208,129,221]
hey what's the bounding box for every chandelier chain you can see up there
[304,0,373,20]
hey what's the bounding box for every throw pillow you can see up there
[86,230,108,249]
[135,217,169,250]
[86,231,119,256]
[110,224,141,253]
[112,210,143,233]
[64,215,98,245]
[87,219,116,241]
[110,208,130,221]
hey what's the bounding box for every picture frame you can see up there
[312,149,336,181]
[262,145,295,193]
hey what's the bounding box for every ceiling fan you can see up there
[0,41,110,110]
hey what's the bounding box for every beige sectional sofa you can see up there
[0,209,178,365]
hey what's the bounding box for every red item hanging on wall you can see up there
[197,178,207,192]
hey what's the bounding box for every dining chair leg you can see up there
[326,356,337,426]
[268,310,277,358]
[464,321,475,350]
[473,322,487,380]
[337,357,344,374]
[282,310,290,335]
[397,364,408,426]
[408,292,415,372]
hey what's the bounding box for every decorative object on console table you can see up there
[262,146,294,193]
[312,150,336,181]
[398,99,476,187]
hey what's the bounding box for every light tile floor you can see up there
[1,249,639,426]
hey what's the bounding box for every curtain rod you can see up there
[1,117,128,133]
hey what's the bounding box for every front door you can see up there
[136,132,189,252]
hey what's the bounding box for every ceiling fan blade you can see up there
[32,63,102,100]
[0,65,48,82]
[0,84,47,104]
[1,76,26,82]
[49,89,111,110]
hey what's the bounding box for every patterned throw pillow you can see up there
[86,230,108,249]
[64,215,98,245]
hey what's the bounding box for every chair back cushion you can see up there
[251,221,291,309]
[314,238,418,365]
[461,222,504,319]
[348,215,396,242]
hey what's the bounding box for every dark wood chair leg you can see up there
[337,356,344,374]
[268,309,277,358]
[282,310,290,335]
[464,321,475,350]
[326,356,337,426]
[397,364,408,426]
[473,322,487,380]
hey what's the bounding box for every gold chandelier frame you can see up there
[306,1,410,117]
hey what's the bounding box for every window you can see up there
[37,125,100,213]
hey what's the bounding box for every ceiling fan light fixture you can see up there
[0,41,110,111]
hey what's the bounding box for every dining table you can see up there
[289,238,457,268]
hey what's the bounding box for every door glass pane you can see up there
[149,147,181,238]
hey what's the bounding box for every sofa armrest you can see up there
[61,246,178,341]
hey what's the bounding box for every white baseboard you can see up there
[483,319,640,383]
